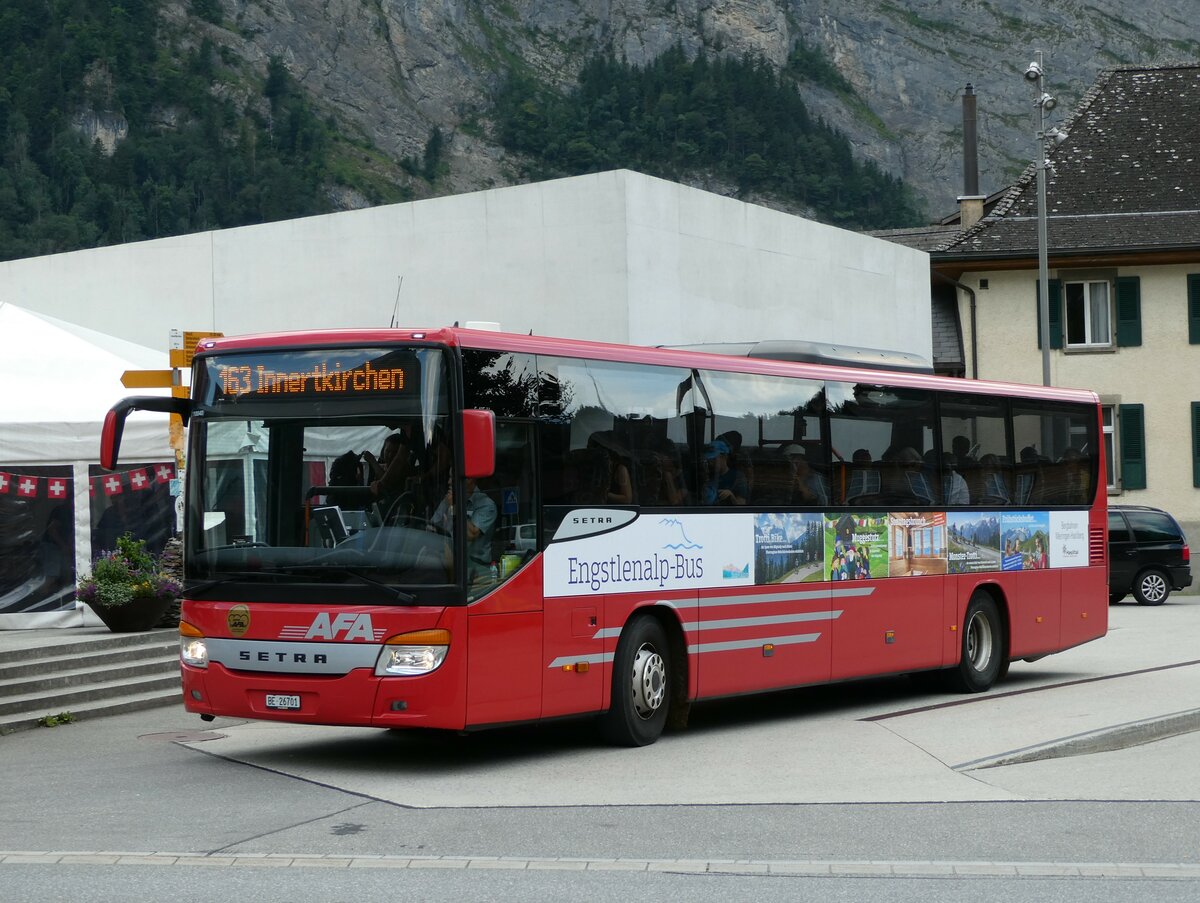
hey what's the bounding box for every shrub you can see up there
[76,534,181,609]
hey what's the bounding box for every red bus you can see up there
[102,327,1108,746]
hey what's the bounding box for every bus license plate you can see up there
[265,693,301,710]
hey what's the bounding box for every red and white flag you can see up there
[17,475,39,498]
[101,474,123,496]
[47,478,68,500]
[0,472,9,494]
[129,468,151,492]
[155,464,175,484]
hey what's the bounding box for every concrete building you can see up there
[0,169,931,355]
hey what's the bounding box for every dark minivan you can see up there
[1108,505,1193,605]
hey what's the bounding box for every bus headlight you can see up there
[180,621,208,669]
[375,629,450,676]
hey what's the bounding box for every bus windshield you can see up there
[186,346,469,603]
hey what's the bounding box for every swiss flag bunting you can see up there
[0,465,179,503]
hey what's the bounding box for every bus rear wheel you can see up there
[601,615,671,747]
[943,592,1003,693]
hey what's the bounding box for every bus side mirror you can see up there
[462,409,495,480]
[101,395,192,470]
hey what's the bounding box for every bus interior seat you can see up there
[749,449,792,505]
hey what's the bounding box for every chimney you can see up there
[958,84,985,228]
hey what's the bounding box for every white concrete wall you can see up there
[0,170,930,359]
[624,175,932,350]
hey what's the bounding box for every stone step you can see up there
[0,686,183,735]
[0,627,183,734]
[0,658,179,700]
[0,640,177,682]
[0,628,176,664]
[0,671,181,720]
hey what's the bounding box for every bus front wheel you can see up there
[943,592,1003,693]
[601,615,671,747]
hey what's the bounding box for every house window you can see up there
[1064,280,1110,347]
[1102,405,1116,489]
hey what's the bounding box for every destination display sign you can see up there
[200,348,421,403]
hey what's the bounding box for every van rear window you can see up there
[1125,511,1181,543]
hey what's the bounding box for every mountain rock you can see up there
[175,0,1200,218]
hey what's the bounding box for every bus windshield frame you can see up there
[185,344,483,606]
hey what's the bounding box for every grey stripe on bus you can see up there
[592,609,843,639]
[546,629,826,668]
[547,652,617,668]
[689,633,823,653]
[694,586,876,608]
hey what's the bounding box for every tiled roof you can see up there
[867,224,962,252]
[933,64,1200,260]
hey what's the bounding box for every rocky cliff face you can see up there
[184,0,1200,217]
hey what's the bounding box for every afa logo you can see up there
[305,612,377,641]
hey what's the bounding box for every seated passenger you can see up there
[898,446,936,504]
[638,448,688,506]
[845,448,880,503]
[430,474,497,580]
[781,444,828,506]
[327,450,366,508]
[701,439,747,506]
[587,432,634,505]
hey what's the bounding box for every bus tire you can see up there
[600,615,671,747]
[943,592,1003,693]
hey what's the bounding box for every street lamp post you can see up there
[1025,52,1058,387]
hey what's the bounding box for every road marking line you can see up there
[3,852,1200,878]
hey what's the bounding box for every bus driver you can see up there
[430,474,497,580]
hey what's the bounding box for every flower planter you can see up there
[88,595,175,633]
[76,534,182,633]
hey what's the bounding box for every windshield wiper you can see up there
[186,570,291,597]
[321,566,416,603]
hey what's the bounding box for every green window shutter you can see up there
[1188,274,1200,344]
[1036,279,1063,349]
[1192,402,1200,488]
[1119,403,1146,490]
[1115,276,1141,347]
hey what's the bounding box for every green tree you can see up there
[492,47,924,229]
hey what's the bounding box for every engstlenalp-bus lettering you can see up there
[568,553,704,592]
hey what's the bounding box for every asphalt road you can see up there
[3,598,1200,901]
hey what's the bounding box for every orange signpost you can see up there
[122,330,222,464]
[120,369,175,389]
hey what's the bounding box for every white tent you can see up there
[0,302,174,462]
[0,302,175,628]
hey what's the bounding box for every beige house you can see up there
[883,64,1200,548]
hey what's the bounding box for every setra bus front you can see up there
[101,333,497,730]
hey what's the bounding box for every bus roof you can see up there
[196,326,1099,406]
